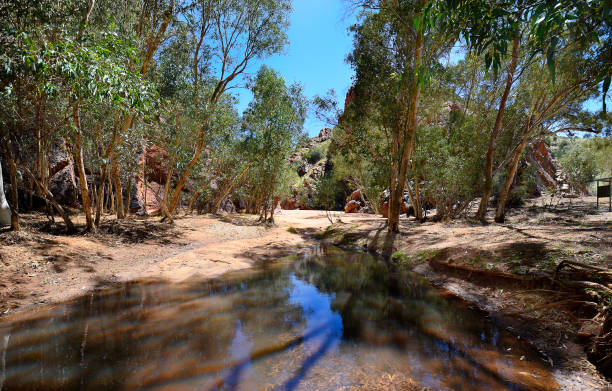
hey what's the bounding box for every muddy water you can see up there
[0,244,557,391]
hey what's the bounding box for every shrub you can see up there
[306,146,324,164]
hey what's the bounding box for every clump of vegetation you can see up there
[305,146,324,164]
[392,250,412,265]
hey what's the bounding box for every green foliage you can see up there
[416,116,486,219]
[306,146,324,164]
[241,66,307,215]
[391,250,411,265]
[314,174,338,211]
[559,142,599,188]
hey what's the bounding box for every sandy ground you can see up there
[0,197,611,389]
[0,211,336,315]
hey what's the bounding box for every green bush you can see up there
[306,146,324,164]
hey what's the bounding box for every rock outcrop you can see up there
[217,198,236,215]
[344,189,372,214]
[379,190,413,218]
[281,128,333,210]
[344,200,361,213]
[526,139,587,197]
[48,137,79,206]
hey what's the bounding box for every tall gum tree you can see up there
[494,46,608,222]
[436,0,612,222]
[92,0,175,226]
[164,0,291,214]
[347,0,455,233]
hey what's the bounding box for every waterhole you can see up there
[0,244,557,390]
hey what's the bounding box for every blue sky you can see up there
[231,1,610,138]
[234,0,357,137]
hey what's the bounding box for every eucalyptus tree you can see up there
[88,0,175,225]
[347,0,455,232]
[435,0,611,222]
[241,66,306,222]
[164,0,292,214]
[0,160,11,227]
[493,48,606,222]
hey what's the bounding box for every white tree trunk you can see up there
[0,160,12,226]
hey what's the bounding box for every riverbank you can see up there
[1,199,611,389]
[309,199,612,390]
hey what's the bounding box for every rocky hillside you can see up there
[280,128,334,210]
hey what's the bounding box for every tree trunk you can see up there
[111,156,124,219]
[188,192,198,214]
[167,115,212,214]
[5,148,20,231]
[388,29,423,233]
[0,159,11,227]
[95,168,105,223]
[124,176,132,216]
[160,166,174,222]
[72,103,95,231]
[108,169,114,213]
[495,137,529,223]
[476,33,521,222]
[214,161,255,213]
[413,175,423,221]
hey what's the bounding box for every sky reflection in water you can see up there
[0,244,558,391]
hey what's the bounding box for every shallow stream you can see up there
[0,244,558,390]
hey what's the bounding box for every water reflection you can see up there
[0,245,558,391]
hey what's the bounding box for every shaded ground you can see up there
[0,196,610,389]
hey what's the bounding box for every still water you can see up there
[0,245,557,391]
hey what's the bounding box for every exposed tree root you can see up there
[429,254,612,378]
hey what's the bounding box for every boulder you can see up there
[314,128,332,142]
[359,206,373,214]
[48,137,79,206]
[217,198,236,215]
[379,201,412,218]
[344,189,374,214]
[345,200,360,213]
[298,163,310,177]
[379,189,412,218]
[142,146,171,184]
[135,181,164,214]
[346,189,365,203]
[281,197,299,210]
[308,163,325,180]
[525,139,588,196]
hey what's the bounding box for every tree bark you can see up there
[188,192,198,214]
[214,160,256,213]
[475,32,521,222]
[124,176,132,216]
[95,167,105,222]
[388,27,423,233]
[111,156,124,219]
[495,137,529,223]
[0,159,11,227]
[6,149,20,231]
[72,103,95,231]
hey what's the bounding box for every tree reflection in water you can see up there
[0,244,558,391]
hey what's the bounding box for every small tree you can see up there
[241,66,306,223]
